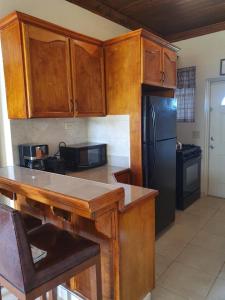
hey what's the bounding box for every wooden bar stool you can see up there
[0,189,42,231]
[0,204,102,300]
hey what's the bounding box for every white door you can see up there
[208,80,225,197]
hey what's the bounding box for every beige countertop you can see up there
[68,165,158,210]
[0,166,157,214]
[67,165,127,184]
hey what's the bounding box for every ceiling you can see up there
[66,0,225,41]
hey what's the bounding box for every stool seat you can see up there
[27,223,99,289]
[0,204,102,299]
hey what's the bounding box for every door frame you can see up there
[203,77,225,196]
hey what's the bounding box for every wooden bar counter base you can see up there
[0,166,158,300]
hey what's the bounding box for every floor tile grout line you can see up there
[174,205,225,281]
[157,284,189,300]
[155,197,225,299]
[156,205,215,281]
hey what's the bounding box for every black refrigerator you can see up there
[142,95,177,235]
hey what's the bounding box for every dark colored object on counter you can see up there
[142,95,177,235]
[19,144,49,170]
[19,144,65,174]
[45,157,66,175]
[176,144,201,210]
[59,142,107,171]
[0,203,102,299]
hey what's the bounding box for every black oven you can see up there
[176,144,202,210]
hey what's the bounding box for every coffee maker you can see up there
[19,144,49,170]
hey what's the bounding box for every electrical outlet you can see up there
[64,122,73,130]
[192,131,200,139]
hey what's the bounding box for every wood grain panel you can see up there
[104,35,143,186]
[71,39,106,116]
[22,23,73,118]
[104,35,141,115]
[163,47,177,89]
[68,0,225,41]
[0,21,28,119]
[119,196,155,300]
[141,38,162,87]
[66,0,153,32]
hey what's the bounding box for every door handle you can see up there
[210,136,214,141]
[210,145,214,149]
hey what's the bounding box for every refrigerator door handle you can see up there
[149,104,157,185]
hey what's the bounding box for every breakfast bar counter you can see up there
[0,166,157,300]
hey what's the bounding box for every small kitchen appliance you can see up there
[19,144,49,170]
[59,143,107,171]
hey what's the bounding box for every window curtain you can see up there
[176,66,196,122]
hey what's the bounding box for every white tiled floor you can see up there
[153,196,225,300]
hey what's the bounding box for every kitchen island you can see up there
[0,166,157,300]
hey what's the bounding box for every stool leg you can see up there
[95,256,102,300]
[40,294,47,300]
[49,288,57,300]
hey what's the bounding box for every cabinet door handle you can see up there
[146,49,160,55]
[162,72,166,83]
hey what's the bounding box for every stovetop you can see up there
[177,144,202,160]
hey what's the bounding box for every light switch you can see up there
[192,131,200,139]
[64,122,73,130]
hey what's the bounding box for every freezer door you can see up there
[142,96,177,144]
[143,138,176,234]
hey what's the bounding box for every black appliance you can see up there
[19,144,65,174]
[45,157,66,175]
[59,143,107,171]
[142,95,177,235]
[176,144,201,210]
[19,144,49,170]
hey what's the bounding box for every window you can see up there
[175,66,196,122]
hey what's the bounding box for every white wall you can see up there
[0,0,130,167]
[175,31,225,192]
[0,0,129,40]
[176,31,225,147]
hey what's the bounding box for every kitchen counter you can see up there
[0,166,125,217]
[68,165,127,184]
[0,166,157,300]
[68,165,157,211]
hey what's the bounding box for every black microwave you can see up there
[59,143,107,171]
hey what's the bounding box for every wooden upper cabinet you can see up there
[0,12,105,119]
[141,37,177,89]
[142,38,162,87]
[22,24,73,118]
[163,47,177,88]
[70,40,105,116]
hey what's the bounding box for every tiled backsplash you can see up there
[10,115,130,167]
[87,115,130,167]
[10,118,88,164]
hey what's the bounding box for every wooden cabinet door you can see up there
[22,24,73,118]
[163,48,177,88]
[71,39,105,116]
[142,38,163,87]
